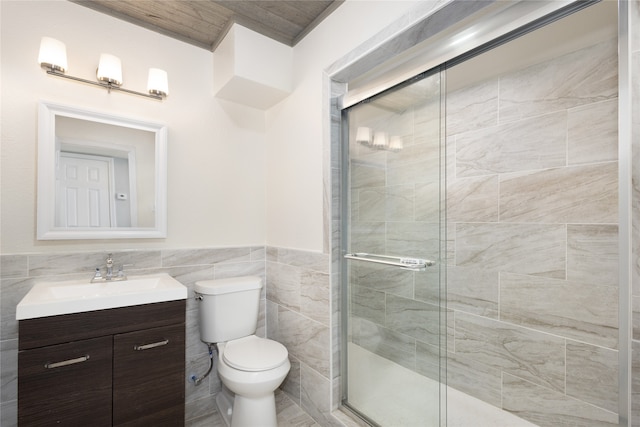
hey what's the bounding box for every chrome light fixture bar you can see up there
[38,37,168,100]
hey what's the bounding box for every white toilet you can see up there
[195,276,290,427]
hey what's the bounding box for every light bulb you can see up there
[38,37,68,72]
[147,68,169,97]
[97,54,122,86]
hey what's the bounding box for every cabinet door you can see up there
[18,336,112,426]
[113,323,185,427]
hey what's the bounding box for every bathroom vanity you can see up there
[16,274,187,426]
[18,300,185,426]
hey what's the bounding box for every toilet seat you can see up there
[223,335,288,372]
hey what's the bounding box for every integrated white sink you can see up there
[16,273,187,320]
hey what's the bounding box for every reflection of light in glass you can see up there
[451,31,477,46]
[355,126,403,152]
[356,127,372,145]
[373,132,389,149]
[389,136,403,152]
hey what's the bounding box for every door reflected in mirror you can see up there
[38,101,167,239]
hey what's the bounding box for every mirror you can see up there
[37,101,167,239]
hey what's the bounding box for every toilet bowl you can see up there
[216,335,290,426]
[195,276,291,427]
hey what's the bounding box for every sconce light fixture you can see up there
[38,37,67,73]
[355,126,403,152]
[96,53,122,86]
[38,37,168,100]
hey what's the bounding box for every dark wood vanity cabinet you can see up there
[113,323,185,426]
[18,300,186,426]
[17,336,113,426]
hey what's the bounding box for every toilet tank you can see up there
[195,276,262,343]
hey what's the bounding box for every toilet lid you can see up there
[223,335,288,372]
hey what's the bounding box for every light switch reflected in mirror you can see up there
[37,101,168,239]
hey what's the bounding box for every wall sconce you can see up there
[96,53,122,86]
[355,126,403,152]
[38,37,168,100]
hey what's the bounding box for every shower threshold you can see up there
[346,344,538,427]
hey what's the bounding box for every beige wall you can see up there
[0,0,421,254]
[265,0,420,252]
[1,0,267,253]
[0,1,427,425]
[5,0,632,426]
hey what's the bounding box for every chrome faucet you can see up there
[91,253,127,282]
[105,254,114,280]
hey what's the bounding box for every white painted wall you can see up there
[1,0,423,254]
[264,0,422,252]
[1,0,267,253]
[214,24,293,109]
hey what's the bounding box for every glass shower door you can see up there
[343,70,446,426]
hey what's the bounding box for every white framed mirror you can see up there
[37,101,167,239]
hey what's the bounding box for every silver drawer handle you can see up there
[134,339,169,351]
[45,355,90,369]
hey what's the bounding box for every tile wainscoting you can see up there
[266,246,339,426]
[0,246,340,427]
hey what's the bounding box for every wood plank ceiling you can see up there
[69,0,344,51]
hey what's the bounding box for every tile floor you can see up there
[186,344,538,427]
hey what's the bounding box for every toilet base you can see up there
[232,393,277,427]
[215,386,278,427]
[215,387,234,427]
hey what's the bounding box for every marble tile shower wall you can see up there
[631,1,640,426]
[446,38,619,426]
[349,38,620,426]
[0,246,266,427]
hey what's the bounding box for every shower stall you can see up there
[343,70,447,426]
[338,1,624,425]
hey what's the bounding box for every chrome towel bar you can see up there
[344,252,434,271]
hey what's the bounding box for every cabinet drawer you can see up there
[113,323,185,426]
[18,336,112,426]
[19,300,186,350]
